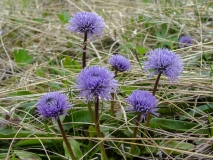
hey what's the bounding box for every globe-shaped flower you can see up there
[75,66,117,102]
[127,90,158,120]
[67,12,105,38]
[143,48,183,82]
[37,92,71,119]
[108,54,131,72]
[179,36,193,48]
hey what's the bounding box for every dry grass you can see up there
[0,0,213,159]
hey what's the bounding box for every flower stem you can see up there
[129,112,142,160]
[57,118,76,160]
[114,69,118,78]
[82,32,87,68]
[95,97,108,160]
[110,69,118,117]
[152,72,162,96]
[144,72,162,136]
[88,102,95,123]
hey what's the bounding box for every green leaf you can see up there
[0,153,7,159]
[36,68,45,76]
[141,146,157,154]
[33,18,43,22]
[125,144,140,157]
[63,139,83,159]
[164,141,194,150]
[204,53,213,77]
[62,56,81,71]
[0,129,46,138]
[7,90,33,97]
[12,150,16,160]
[208,114,213,137]
[157,106,175,115]
[65,110,92,127]
[149,118,208,133]
[14,49,33,66]
[21,101,37,109]
[63,110,93,130]
[48,82,61,89]
[88,125,96,137]
[14,150,42,160]
[64,110,108,129]
[136,46,148,55]
[120,42,135,53]
[16,139,53,146]
[121,85,138,95]
[180,104,213,120]
[125,42,135,49]
[22,0,29,8]
[132,145,140,157]
[156,24,167,40]
[161,141,195,155]
[57,12,70,24]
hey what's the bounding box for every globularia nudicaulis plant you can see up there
[108,53,130,116]
[68,12,105,68]
[37,92,76,160]
[75,65,117,160]
[179,35,193,48]
[127,90,158,159]
[143,48,183,126]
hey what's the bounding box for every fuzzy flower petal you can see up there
[143,48,183,82]
[127,90,158,120]
[37,92,71,119]
[179,36,193,48]
[108,54,130,72]
[67,12,105,38]
[75,66,117,102]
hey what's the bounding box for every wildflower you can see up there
[108,54,130,72]
[75,66,117,102]
[179,36,193,48]
[37,92,71,119]
[127,90,158,120]
[143,48,183,82]
[67,12,105,38]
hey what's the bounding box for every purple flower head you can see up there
[127,90,158,120]
[75,66,117,102]
[108,54,131,72]
[179,36,193,48]
[67,12,105,38]
[37,92,71,119]
[143,48,183,82]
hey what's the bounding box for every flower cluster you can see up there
[108,54,130,72]
[37,92,71,119]
[127,90,158,120]
[179,36,193,48]
[75,66,117,102]
[67,12,105,38]
[143,48,183,82]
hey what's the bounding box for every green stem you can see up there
[88,102,95,123]
[129,113,142,160]
[57,118,76,160]
[82,32,87,68]
[95,97,108,160]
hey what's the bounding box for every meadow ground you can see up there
[0,0,213,159]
